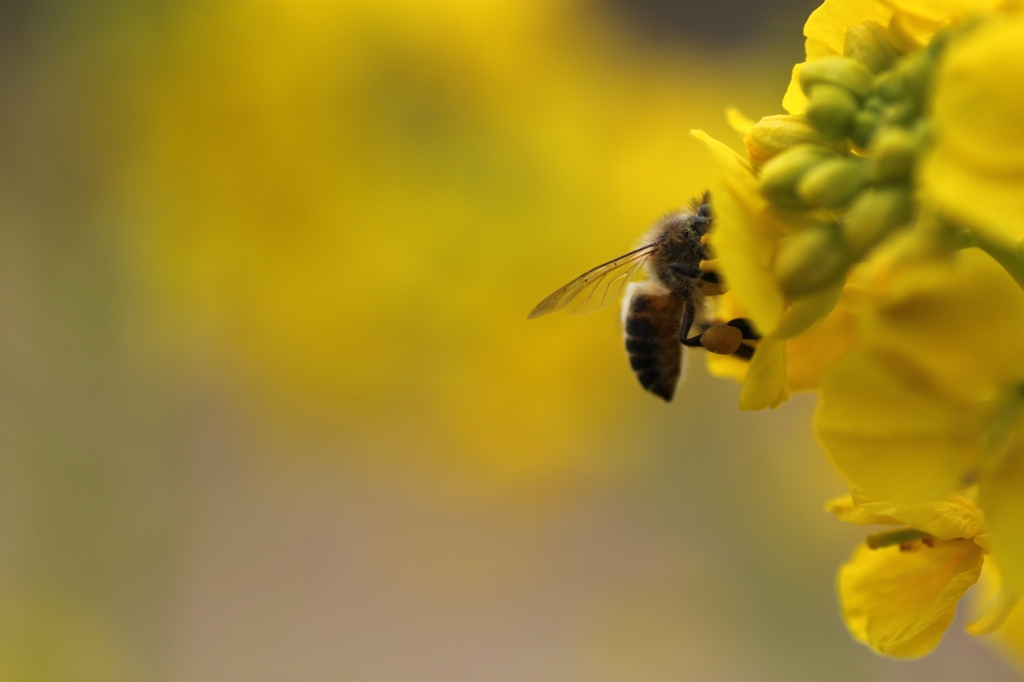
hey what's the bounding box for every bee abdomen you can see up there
[622,282,684,402]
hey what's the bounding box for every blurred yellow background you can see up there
[0,0,1018,679]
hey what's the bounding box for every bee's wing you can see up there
[528,243,658,319]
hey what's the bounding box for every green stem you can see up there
[965,223,1024,291]
[865,528,931,549]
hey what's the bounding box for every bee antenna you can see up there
[689,191,711,218]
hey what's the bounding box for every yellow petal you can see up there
[784,282,859,392]
[974,563,1024,664]
[805,0,895,59]
[966,568,1018,636]
[839,539,984,658]
[703,290,752,383]
[924,12,1024,237]
[979,443,1024,596]
[876,607,961,658]
[985,608,1024,670]
[862,248,1024,404]
[783,64,810,116]
[784,0,895,114]
[704,352,750,384]
[924,151,1024,241]
[827,492,905,525]
[725,107,756,136]
[707,290,857,395]
[703,268,854,397]
[816,350,984,503]
[775,280,845,339]
[837,492,984,538]
[738,334,789,410]
[692,130,786,334]
[882,0,1004,23]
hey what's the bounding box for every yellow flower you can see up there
[829,491,1008,658]
[783,0,1003,114]
[923,10,1024,238]
[702,0,1024,663]
[693,131,858,409]
[697,3,1024,418]
[704,284,859,407]
[783,0,895,115]
[816,246,1024,594]
[692,131,786,335]
[973,562,1024,665]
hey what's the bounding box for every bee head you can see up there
[689,192,713,236]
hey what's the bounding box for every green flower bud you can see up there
[806,84,859,139]
[775,223,850,297]
[875,71,905,102]
[863,95,884,114]
[870,126,916,183]
[844,21,900,74]
[796,156,872,208]
[799,56,875,100]
[896,51,933,102]
[910,118,931,147]
[744,114,848,169]
[843,186,913,258]
[881,100,917,125]
[925,23,960,58]
[851,110,880,149]
[759,144,839,209]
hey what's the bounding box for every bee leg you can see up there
[732,344,755,360]
[679,304,711,347]
[725,317,759,361]
[681,334,706,348]
[678,298,696,345]
[725,318,761,341]
[698,269,727,296]
[668,263,702,279]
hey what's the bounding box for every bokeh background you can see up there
[0,0,1020,680]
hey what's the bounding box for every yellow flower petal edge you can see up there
[923,11,1024,238]
[784,0,895,114]
[785,283,859,392]
[725,107,756,136]
[882,0,1004,23]
[692,130,786,334]
[979,440,1024,596]
[704,282,858,395]
[969,561,1022,641]
[827,493,905,526]
[704,352,750,384]
[966,582,1018,636]
[738,334,788,410]
[859,248,1024,405]
[815,350,984,504]
[774,279,844,339]
[979,574,1024,669]
[783,0,999,114]
[830,492,984,539]
[839,539,984,658]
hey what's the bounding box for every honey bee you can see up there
[528,194,758,401]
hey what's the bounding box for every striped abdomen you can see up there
[622,282,685,402]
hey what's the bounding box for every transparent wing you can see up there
[527,243,658,319]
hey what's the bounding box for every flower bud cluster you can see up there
[745,21,947,297]
[697,3,1024,660]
